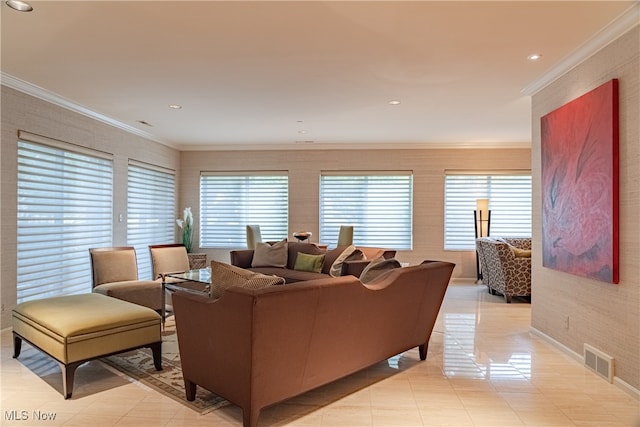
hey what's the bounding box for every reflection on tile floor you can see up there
[2,282,639,426]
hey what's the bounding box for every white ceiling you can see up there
[1,1,637,151]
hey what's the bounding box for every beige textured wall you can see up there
[179,147,530,277]
[0,85,531,331]
[0,87,180,328]
[530,27,639,391]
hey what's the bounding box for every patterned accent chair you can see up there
[476,237,531,303]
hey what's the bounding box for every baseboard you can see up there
[614,377,640,400]
[530,327,640,400]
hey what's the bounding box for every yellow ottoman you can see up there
[12,293,162,398]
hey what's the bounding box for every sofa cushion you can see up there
[327,245,365,277]
[359,257,402,284]
[293,252,325,273]
[252,239,288,268]
[286,242,325,269]
[211,260,285,298]
[321,246,348,274]
[510,246,532,258]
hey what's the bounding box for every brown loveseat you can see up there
[230,241,396,282]
[171,260,455,427]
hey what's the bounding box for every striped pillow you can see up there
[210,260,285,298]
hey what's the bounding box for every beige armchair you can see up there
[89,247,163,311]
[337,225,354,246]
[246,224,262,249]
[148,243,191,280]
[148,243,199,320]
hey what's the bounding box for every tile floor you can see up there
[1,282,639,426]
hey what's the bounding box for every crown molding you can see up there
[177,140,532,152]
[522,2,640,96]
[1,72,174,147]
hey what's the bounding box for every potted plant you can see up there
[176,207,207,269]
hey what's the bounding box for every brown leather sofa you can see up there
[230,241,396,282]
[171,260,455,427]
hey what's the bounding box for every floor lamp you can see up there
[474,198,491,281]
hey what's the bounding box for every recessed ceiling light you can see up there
[6,0,33,11]
[168,104,182,109]
[389,100,401,105]
[298,130,307,134]
[527,53,542,61]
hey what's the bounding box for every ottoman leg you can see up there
[150,341,163,371]
[12,333,22,358]
[62,361,82,399]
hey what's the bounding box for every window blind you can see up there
[320,172,413,249]
[200,172,289,248]
[444,172,532,250]
[127,161,176,279]
[17,137,113,303]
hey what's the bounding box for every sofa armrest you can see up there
[230,249,254,268]
[342,260,371,278]
[357,247,397,259]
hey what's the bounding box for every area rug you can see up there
[102,316,230,414]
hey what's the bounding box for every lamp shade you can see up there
[476,198,490,237]
[476,199,489,216]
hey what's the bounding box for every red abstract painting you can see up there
[541,79,619,284]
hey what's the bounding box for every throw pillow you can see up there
[359,257,402,284]
[329,245,364,277]
[210,260,285,298]
[510,246,532,258]
[293,252,325,273]
[251,239,288,268]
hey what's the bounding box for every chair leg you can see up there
[13,333,22,358]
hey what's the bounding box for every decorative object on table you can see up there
[187,253,207,270]
[176,207,193,253]
[474,198,491,280]
[292,231,312,242]
[541,79,619,284]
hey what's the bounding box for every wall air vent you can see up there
[584,344,614,383]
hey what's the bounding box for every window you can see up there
[127,161,176,279]
[444,171,532,250]
[200,172,289,248]
[17,133,113,303]
[320,172,413,249]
